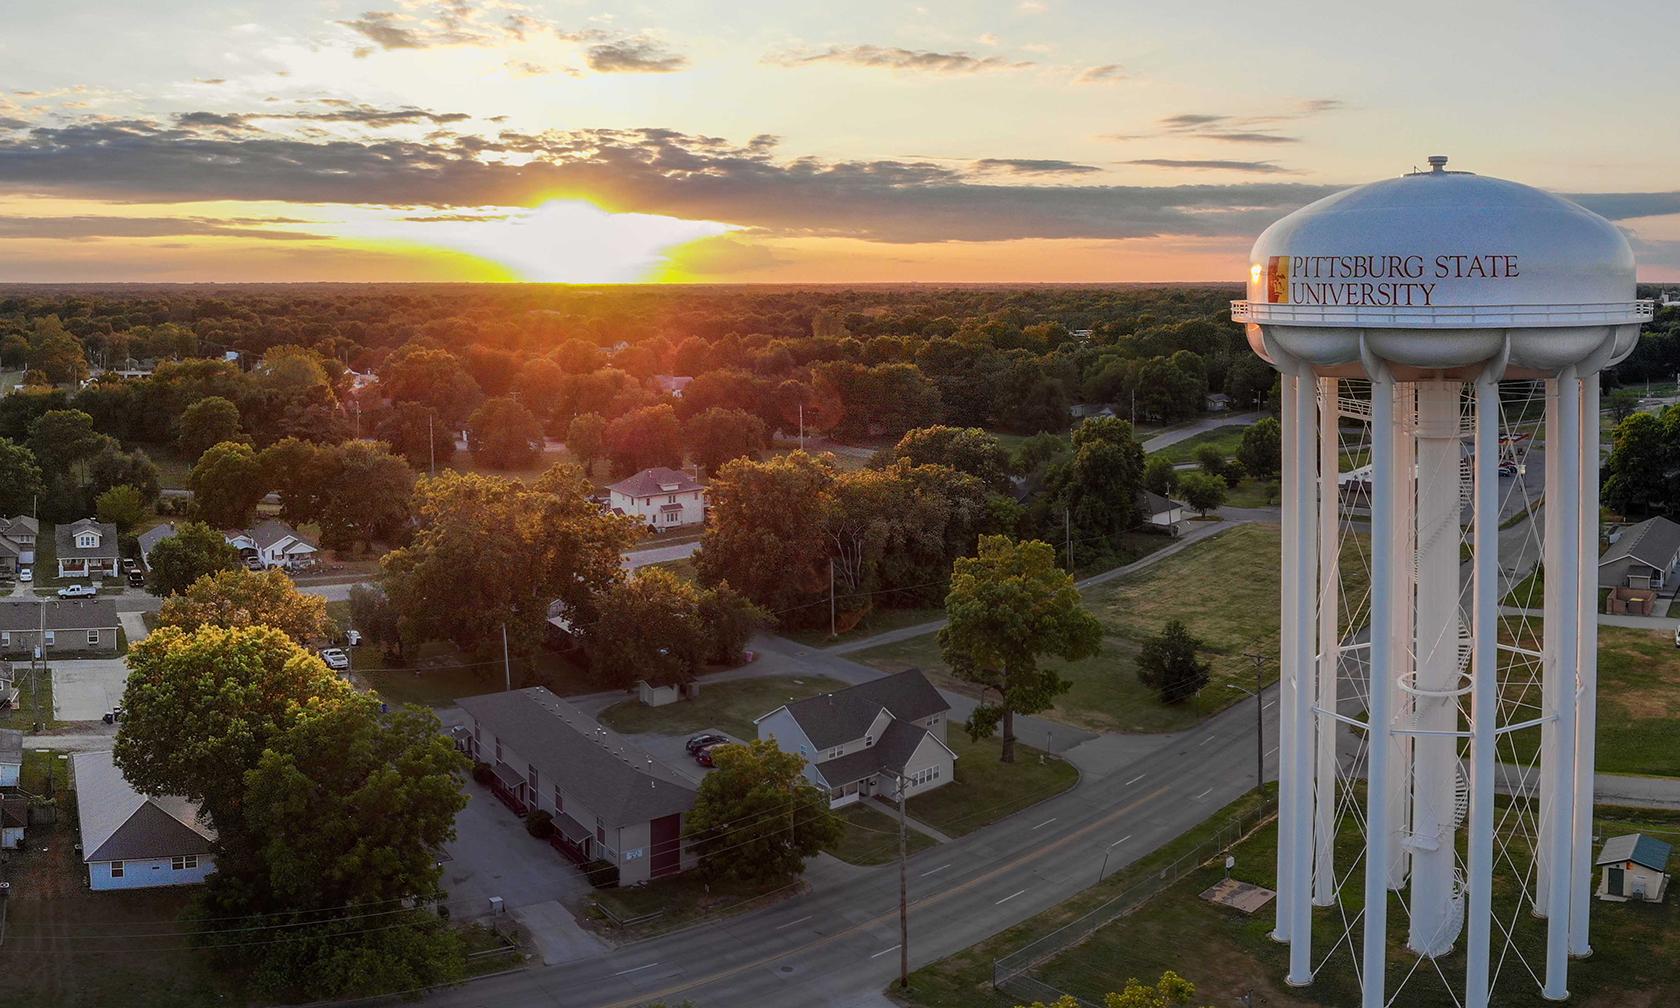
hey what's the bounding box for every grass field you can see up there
[781,605,945,648]
[1225,477,1281,508]
[825,799,938,865]
[0,668,56,731]
[444,444,576,484]
[1587,625,1680,777]
[596,674,851,741]
[352,640,601,707]
[1147,424,1247,465]
[904,732,1078,837]
[858,524,1363,733]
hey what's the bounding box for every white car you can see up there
[57,584,96,598]
[319,648,351,672]
[18,568,32,583]
[344,629,363,647]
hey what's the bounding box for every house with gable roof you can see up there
[72,750,217,891]
[0,515,38,573]
[755,669,956,808]
[56,518,120,579]
[608,466,706,531]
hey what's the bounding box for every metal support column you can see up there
[1287,369,1318,987]
[1544,368,1581,1001]
[1536,379,1560,914]
[1465,362,1504,1008]
[1359,344,1395,1008]
[1387,382,1415,891]
[1314,376,1340,907]
[1570,373,1600,959]
[1274,372,1299,944]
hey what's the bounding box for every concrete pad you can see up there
[52,658,129,721]
[118,611,149,643]
[509,898,607,965]
[1201,877,1275,914]
[442,785,591,919]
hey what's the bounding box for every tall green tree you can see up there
[94,483,147,531]
[0,438,43,515]
[380,344,483,426]
[940,536,1102,762]
[145,520,243,596]
[156,568,334,644]
[1236,416,1282,478]
[1603,410,1670,516]
[176,395,246,460]
[1136,620,1213,704]
[682,739,840,883]
[604,402,683,475]
[374,401,455,470]
[1142,454,1179,497]
[468,396,544,469]
[189,440,266,529]
[589,566,709,689]
[26,315,88,385]
[696,451,834,618]
[877,425,1011,491]
[685,406,767,475]
[1178,471,1227,516]
[1057,415,1145,546]
[313,439,415,549]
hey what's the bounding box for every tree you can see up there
[259,436,327,525]
[604,402,683,475]
[1057,416,1145,546]
[697,581,768,665]
[0,438,43,515]
[1236,416,1282,478]
[94,483,147,531]
[589,566,708,689]
[1605,387,1641,424]
[189,440,266,529]
[177,395,246,460]
[1136,620,1212,704]
[565,412,607,473]
[145,520,242,596]
[695,452,834,617]
[1017,970,1202,1008]
[349,583,404,659]
[939,536,1102,762]
[878,425,1011,491]
[380,344,482,426]
[157,568,334,644]
[468,396,543,469]
[25,316,88,385]
[682,739,840,883]
[1178,471,1227,515]
[1142,455,1178,497]
[686,406,767,475]
[313,440,415,550]
[1193,443,1226,478]
[374,401,454,470]
[1603,410,1669,516]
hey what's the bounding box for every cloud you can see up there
[1117,100,1343,144]
[1566,193,1680,222]
[769,45,1033,73]
[175,104,473,131]
[0,214,327,241]
[194,78,228,86]
[1076,64,1126,84]
[1125,158,1298,174]
[1019,1,1048,12]
[0,117,32,131]
[584,38,688,73]
[973,158,1102,175]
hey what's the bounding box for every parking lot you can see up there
[52,659,129,721]
[621,727,743,787]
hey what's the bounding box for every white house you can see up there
[1135,489,1187,537]
[0,727,21,789]
[1598,516,1680,593]
[73,750,216,891]
[608,467,706,531]
[1205,392,1233,412]
[755,669,956,808]
[226,519,320,571]
[0,514,38,570]
[651,374,694,398]
[1596,833,1672,903]
[56,518,120,579]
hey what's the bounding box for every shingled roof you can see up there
[810,717,944,788]
[609,466,703,498]
[1598,517,1680,588]
[72,750,216,863]
[769,669,948,751]
[0,598,120,633]
[1597,832,1674,873]
[458,688,697,826]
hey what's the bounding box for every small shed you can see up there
[1596,833,1672,903]
[637,680,699,707]
[2,794,26,849]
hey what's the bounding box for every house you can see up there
[226,519,320,571]
[0,727,20,788]
[1135,489,1186,537]
[651,374,694,398]
[1596,832,1672,903]
[0,514,38,569]
[1598,517,1680,594]
[608,467,706,531]
[136,522,178,570]
[1,794,25,850]
[1205,392,1233,412]
[72,750,217,891]
[755,669,956,808]
[0,598,122,658]
[457,688,699,885]
[56,518,121,579]
[1069,403,1116,420]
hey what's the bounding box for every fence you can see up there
[991,798,1276,1007]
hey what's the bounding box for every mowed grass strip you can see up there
[825,799,938,865]
[1147,424,1248,465]
[904,732,1078,837]
[597,675,851,741]
[858,524,1369,733]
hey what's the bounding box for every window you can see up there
[667,494,677,504]
[864,733,874,747]
[494,736,503,761]
[44,630,55,646]
[527,764,538,795]
[87,630,100,646]
[1,632,8,647]
[554,785,563,813]
[665,511,678,522]
[109,861,125,878]
[473,723,481,742]
[595,817,606,844]
[829,747,841,759]
[172,855,199,870]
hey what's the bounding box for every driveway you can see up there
[51,658,129,721]
[442,782,596,917]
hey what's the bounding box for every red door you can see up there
[649,813,681,878]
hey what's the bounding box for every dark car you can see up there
[695,743,732,768]
[685,732,727,756]
[127,570,146,586]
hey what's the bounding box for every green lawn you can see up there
[21,747,71,796]
[1589,626,1680,777]
[904,732,1078,837]
[353,639,601,708]
[1225,476,1281,508]
[858,524,1365,733]
[585,870,797,938]
[825,799,938,865]
[0,667,56,731]
[1148,425,1248,465]
[781,605,945,648]
[1505,565,1544,608]
[596,675,851,741]
[647,555,698,582]
[444,444,576,484]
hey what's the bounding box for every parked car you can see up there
[1498,461,1519,476]
[685,732,727,756]
[127,570,146,586]
[244,556,264,571]
[57,584,96,598]
[344,629,362,647]
[18,568,32,583]
[695,742,732,768]
[319,648,351,671]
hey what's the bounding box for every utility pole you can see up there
[1240,650,1268,795]
[501,623,512,692]
[896,772,909,990]
[428,411,436,477]
[828,559,836,638]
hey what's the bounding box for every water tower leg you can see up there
[1465,370,1502,1008]
[1387,383,1416,891]
[1274,373,1299,944]
[1536,380,1560,915]
[1569,373,1599,959]
[1287,369,1319,987]
[1544,369,1581,1001]
[1314,376,1339,908]
[1360,361,1397,1008]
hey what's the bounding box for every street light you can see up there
[1230,650,1270,797]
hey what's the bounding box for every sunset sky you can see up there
[3,0,1678,283]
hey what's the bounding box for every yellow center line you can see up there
[597,784,1175,1008]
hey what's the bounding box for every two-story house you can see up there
[56,518,120,579]
[755,669,957,808]
[607,467,706,531]
[457,688,699,885]
[0,515,38,573]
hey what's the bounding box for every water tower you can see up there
[1232,155,1651,1007]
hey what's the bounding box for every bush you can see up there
[582,859,620,889]
[526,808,554,839]
[471,762,493,786]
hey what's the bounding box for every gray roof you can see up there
[1135,489,1185,518]
[0,598,120,632]
[774,669,949,751]
[72,750,216,863]
[55,519,119,561]
[246,518,316,552]
[457,688,697,827]
[1,794,25,829]
[811,717,941,788]
[0,536,17,559]
[609,466,703,498]
[0,727,20,766]
[1599,516,1680,587]
[1597,832,1673,872]
[136,522,178,557]
[1,515,38,536]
